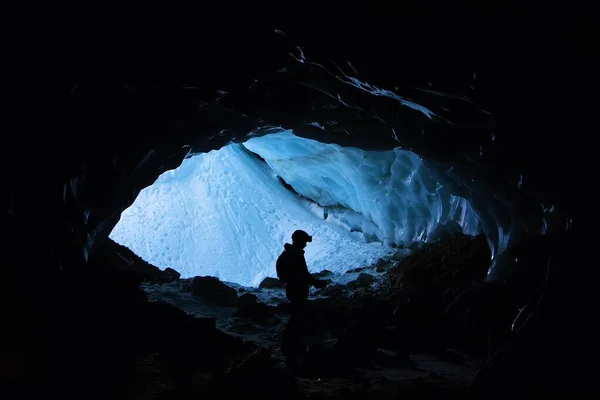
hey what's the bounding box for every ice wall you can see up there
[244,131,479,245]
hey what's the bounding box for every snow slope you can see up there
[110,144,391,287]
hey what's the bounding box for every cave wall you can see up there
[4,4,594,296]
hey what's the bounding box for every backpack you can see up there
[276,251,290,283]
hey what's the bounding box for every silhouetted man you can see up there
[276,229,327,366]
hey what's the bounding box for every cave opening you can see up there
[109,131,482,287]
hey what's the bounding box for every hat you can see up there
[292,230,312,242]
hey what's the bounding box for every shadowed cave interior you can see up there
[3,4,595,399]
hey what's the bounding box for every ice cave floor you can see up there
[90,230,505,399]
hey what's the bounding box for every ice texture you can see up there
[244,131,479,246]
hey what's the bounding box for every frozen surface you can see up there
[110,143,391,287]
[244,131,480,246]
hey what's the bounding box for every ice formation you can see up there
[110,131,480,287]
[244,131,479,245]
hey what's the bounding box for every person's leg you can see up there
[283,286,309,366]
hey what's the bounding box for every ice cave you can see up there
[5,4,591,399]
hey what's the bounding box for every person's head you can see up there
[291,229,312,249]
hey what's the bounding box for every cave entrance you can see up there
[109,131,480,287]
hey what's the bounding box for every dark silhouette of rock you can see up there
[391,250,406,261]
[428,220,464,243]
[238,292,258,308]
[89,238,181,283]
[383,234,490,304]
[259,277,285,289]
[228,346,272,372]
[346,266,367,274]
[319,283,347,299]
[312,269,333,279]
[158,318,245,376]
[235,292,276,322]
[348,273,376,288]
[165,267,181,280]
[211,352,301,400]
[374,258,389,272]
[183,276,239,307]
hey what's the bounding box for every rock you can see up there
[227,346,272,372]
[319,284,346,298]
[305,343,338,368]
[306,298,355,335]
[164,267,181,281]
[158,318,245,374]
[184,276,238,307]
[428,221,464,243]
[383,234,490,302]
[377,233,494,355]
[259,277,285,289]
[375,258,389,272]
[236,293,276,322]
[408,241,424,251]
[348,273,376,288]
[211,349,299,399]
[346,266,367,274]
[373,348,413,368]
[391,250,406,261]
[90,238,177,283]
[312,269,333,279]
[238,292,258,309]
[145,300,193,324]
[331,322,378,368]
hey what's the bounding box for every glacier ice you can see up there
[110,131,481,287]
[244,131,480,246]
[109,143,391,287]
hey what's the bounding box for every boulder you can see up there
[259,277,285,289]
[90,238,180,283]
[158,318,244,374]
[346,266,367,274]
[227,346,272,372]
[348,273,376,288]
[427,220,464,242]
[375,257,389,272]
[164,267,181,281]
[184,276,238,307]
[238,292,258,309]
[391,250,406,261]
[312,269,333,279]
[236,293,276,322]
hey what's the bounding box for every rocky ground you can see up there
[105,231,505,399]
[7,231,537,399]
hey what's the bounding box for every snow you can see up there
[110,143,392,287]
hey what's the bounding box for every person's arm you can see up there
[301,258,326,288]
